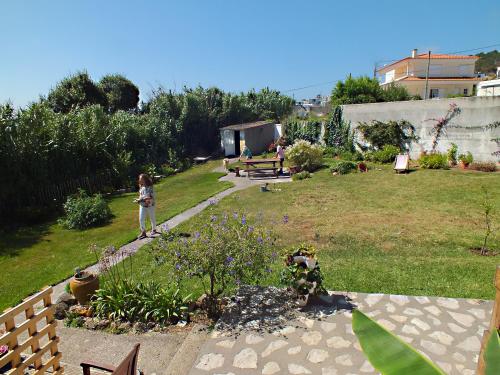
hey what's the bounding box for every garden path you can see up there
[189,286,492,375]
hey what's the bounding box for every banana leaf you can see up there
[352,309,445,375]
[485,330,500,375]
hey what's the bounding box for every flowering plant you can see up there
[280,244,326,304]
[0,344,7,357]
[150,209,283,318]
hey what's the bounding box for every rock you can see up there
[56,292,77,306]
[196,353,224,371]
[245,334,264,344]
[54,302,69,320]
[301,331,322,345]
[118,322,131,332]
[288,364,312,374]
[132,322,147,333]
[326,336,351,349]
[216,340,236,349]
[262,362,280,374]
[262,340,288,357]
[84,317,98,330]
[96,319,110,330]
[307,349,329,363]
[288,346,302,355]
[233,348,258,369]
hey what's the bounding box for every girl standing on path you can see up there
[135,173,158,239]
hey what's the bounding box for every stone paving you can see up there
[189,287,492,375]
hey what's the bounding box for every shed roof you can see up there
[220,120,274,131]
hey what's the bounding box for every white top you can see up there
[139,186,155,207]
[277,145,285,159]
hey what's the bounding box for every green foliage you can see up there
[283,118,321,144]
[280,244,326,296]
[458,151,474,165]
[470,162,498,172]
[485,330,500,375]
[330,76,417,106]
[357,120,417,151]
[59,190,112,230]
[47,71,107,113]
[292,171,311,181]
[330,160,357,175]
[480,187,495,253]
[285,140,324,172]
[353,309,446,374]
[324,106,355,152]
[92,281,189,323]
[64,311,85,328]
[149,209,280,317]
[418,153,449,169]
[160,165,176,176]
[476,50,500,75]
[447,143,458,165]
[365,145,400,164]
[98,74,140,113]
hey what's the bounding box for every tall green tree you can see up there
[331,76,382,106]
[98,74,140,113]
[47,71,107,113]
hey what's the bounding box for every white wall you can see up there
[342,97,500,161]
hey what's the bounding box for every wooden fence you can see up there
[477,265,500,374]
[0,287,63,374]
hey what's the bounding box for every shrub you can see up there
[365,145,400,164]
[339,150,363,161]
[292,171,311,181]
[458,151,474,165]
[92,280,189,323]
[357,120,417,151]
[331,160,357,175]
[469,162,497,172]
[324,106,355,152]
[418,153,449,169]
[59,190,112,229]
[160,164,176,176]
[447,143,458,165]
[285,140,324,172]
[149,209,282,318]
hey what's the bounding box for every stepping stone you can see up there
[335,354,353,366]
[390,295,409,306]
[301,331,322,345]
[410,318,430,331]
[262,361,280,374]
[415,296,430,304]
[385,303,396,313]
[320,322,336,333]
[456,336,481,352]
[307,349,329,364]
[448,311,475,327]
[327,336,351,349]
[366,310,381,318]
[468,308,486,319]
[288,346,302,355]
[427,315,441,326]
[424,306,442,316]
[365,293,384,306]
[448,323,467,333]
[298,316,315,328]
[233,348,258,369]
[436,297,459,310]
[196,353,224,371]
[403,308,424,316]
[452,352,466,362]
[262,340,288,357]
[378,319,396,331]
[420,340,446,356]
[246,334,265,345]
[390,314,408,323]
[216,339,236,349]
[288,363,312,374]
[402,324,419,335]
[272,326,296,336]
[436,361,452,373]
[429,331,454,346]
[345,323,354,335]
[321,367,338,375]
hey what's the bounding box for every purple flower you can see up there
[175,251,181,257]
[257,236,263,244]
[241,214,247,225]
[225,256,234,264]
[245,261,253,266]
[283,214,289,224]
[162,223,170,232]
[208,199,218,206]
[271,251,277,258]
[247,226,254,234]
[235,278,241,285]
[210,215,217,222]
[233,211,238,219]
[175,263,181,270]
[194,231,200,239]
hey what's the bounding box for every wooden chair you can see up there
[80,344,143,375]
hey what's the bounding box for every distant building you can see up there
[220,120,276,157]
[377,49,481,99]
[477,67,500,96]
[294,95,330,117]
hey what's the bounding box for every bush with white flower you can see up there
[150,208,285,318]
[285,140,324,172]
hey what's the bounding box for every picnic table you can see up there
[242,158,280,178]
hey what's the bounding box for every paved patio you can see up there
[189,287,492,375]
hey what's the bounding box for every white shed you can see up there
[220,120,277,157]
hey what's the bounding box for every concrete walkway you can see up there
[190,287,492,375]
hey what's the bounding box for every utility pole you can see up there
[373,62,377,79]
[424,50,431,99]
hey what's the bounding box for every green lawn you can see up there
[0,161,232,310]
[129,163,500,300]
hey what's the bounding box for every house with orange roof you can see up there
[377,49,480,99]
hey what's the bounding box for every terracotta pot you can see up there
[70,272,99,305]
[459,161,469,170]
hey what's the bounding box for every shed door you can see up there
[222,130,235,156]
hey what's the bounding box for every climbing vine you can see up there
[426,103,461,153]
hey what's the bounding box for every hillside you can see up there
[476,50,500,75]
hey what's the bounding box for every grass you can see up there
[0,161,232,310]
[129,162,500,300]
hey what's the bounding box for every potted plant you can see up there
[280,244,325,306]
[70,268,99,305]
[458,151,473,169]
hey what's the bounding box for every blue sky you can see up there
[1,0,499,107]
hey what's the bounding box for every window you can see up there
[430,88,440,99]
[463,88,468,95]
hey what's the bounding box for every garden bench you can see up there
[242,158,280,179]
[243,167,279,178]
[81,343,143,375]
